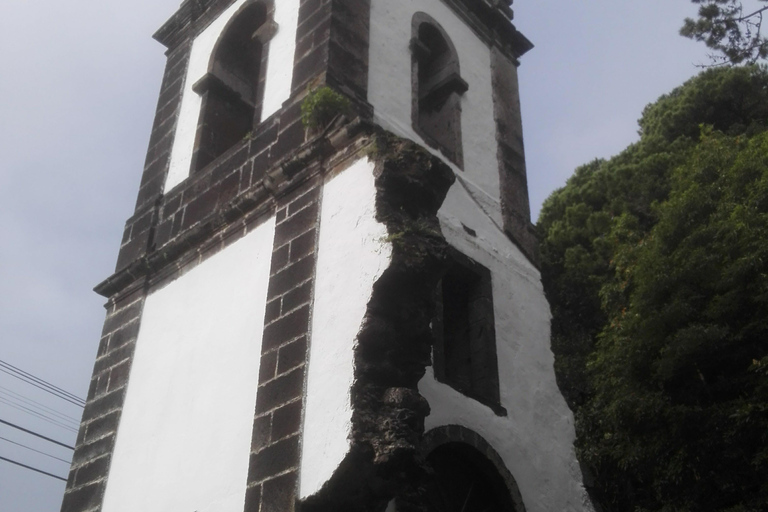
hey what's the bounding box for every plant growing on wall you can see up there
[301,86,351,131]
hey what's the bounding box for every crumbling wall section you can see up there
[301,133,455,512]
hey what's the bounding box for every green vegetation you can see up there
[682,0,768,65]
[538,66,768,511]
[300,86,351,131]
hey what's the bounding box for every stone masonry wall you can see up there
[301,133,456,512]
[60,283,146,512]
[62,0,352,509]
[112,0,376,278]
[243,177,322,512]
[490,47,538,264]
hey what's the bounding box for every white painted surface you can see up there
[368,0,502,224]
[299,158,393,499]
[262,1,299,120]
[165,0,299,192]
[102,219,276,512]
[414,181,593,512]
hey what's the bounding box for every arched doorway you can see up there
[398,426,526,512]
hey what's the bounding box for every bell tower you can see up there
[61,1,594,511]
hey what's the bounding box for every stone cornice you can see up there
[153,0,533,60]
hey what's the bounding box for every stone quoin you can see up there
[61,1,594,511]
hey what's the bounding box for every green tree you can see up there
[580,129,768,511]
[681,0,768,65]
[538,65,768,510]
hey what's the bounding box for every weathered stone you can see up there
[302,132,455,512]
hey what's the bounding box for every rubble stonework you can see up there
[303,134,455,512]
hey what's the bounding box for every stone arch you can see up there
[190,0,277,172]
[411,12,468,169]
[407,425,527,512]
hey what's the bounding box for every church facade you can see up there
[61,1,593,511]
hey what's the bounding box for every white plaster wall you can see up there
[299,158,392,499]
[165,0,299,192]
[102,218,276,512]
[368,0,502,225]
[369,3,591,509]
[415,183,593,512]
[261,0,299,118]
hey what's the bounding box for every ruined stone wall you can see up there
[300,158,392,498]
[299,133,455,512]
[290,132,593,512]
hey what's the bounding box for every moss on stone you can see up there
[301,86,352,130]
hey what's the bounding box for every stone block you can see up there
[262,306,310,351]
[271,400,303,441]
[256,367,305,414]
[74,455,110,487]
[248,435,300,482]
[261,471,299,512]
[60,482,104,512]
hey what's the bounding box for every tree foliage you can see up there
[538,66,768,511]
[681,0,768,65]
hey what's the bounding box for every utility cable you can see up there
[0,436,71,464]
[0,397,79,433]
[0,360,84,405]
[0,418,75,450]
[0,365,85,408]
[0,386,80,426]
[0,455,67,482]
[0,360,86,406]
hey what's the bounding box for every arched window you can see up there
[411,13,468,168]
[190,1,276,173]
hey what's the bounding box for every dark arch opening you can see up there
[397,426,526,512]
[418,442,518,512]
[191,1,273,173]
[411,13,468,168]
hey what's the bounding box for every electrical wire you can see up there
[0,436,71,464]
[0,360,85,407]
[0,360,85,405]
[0,418,75,450]
[0,397,79,433]
[0,367,85,409]
[0,455,67,482]
[0,386,81,426]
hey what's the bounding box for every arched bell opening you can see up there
[411,12,468,169]
[190,0,276,173]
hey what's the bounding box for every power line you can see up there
[0,397,79,433]
[0,360,85,408]
[0,418,75,450]
[0,455,67,482]
[0,386,81,426]
[0,360,84,404]
[0,436,71,464]
[0,367,85,409]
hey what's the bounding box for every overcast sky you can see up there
[0,0,717,510]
